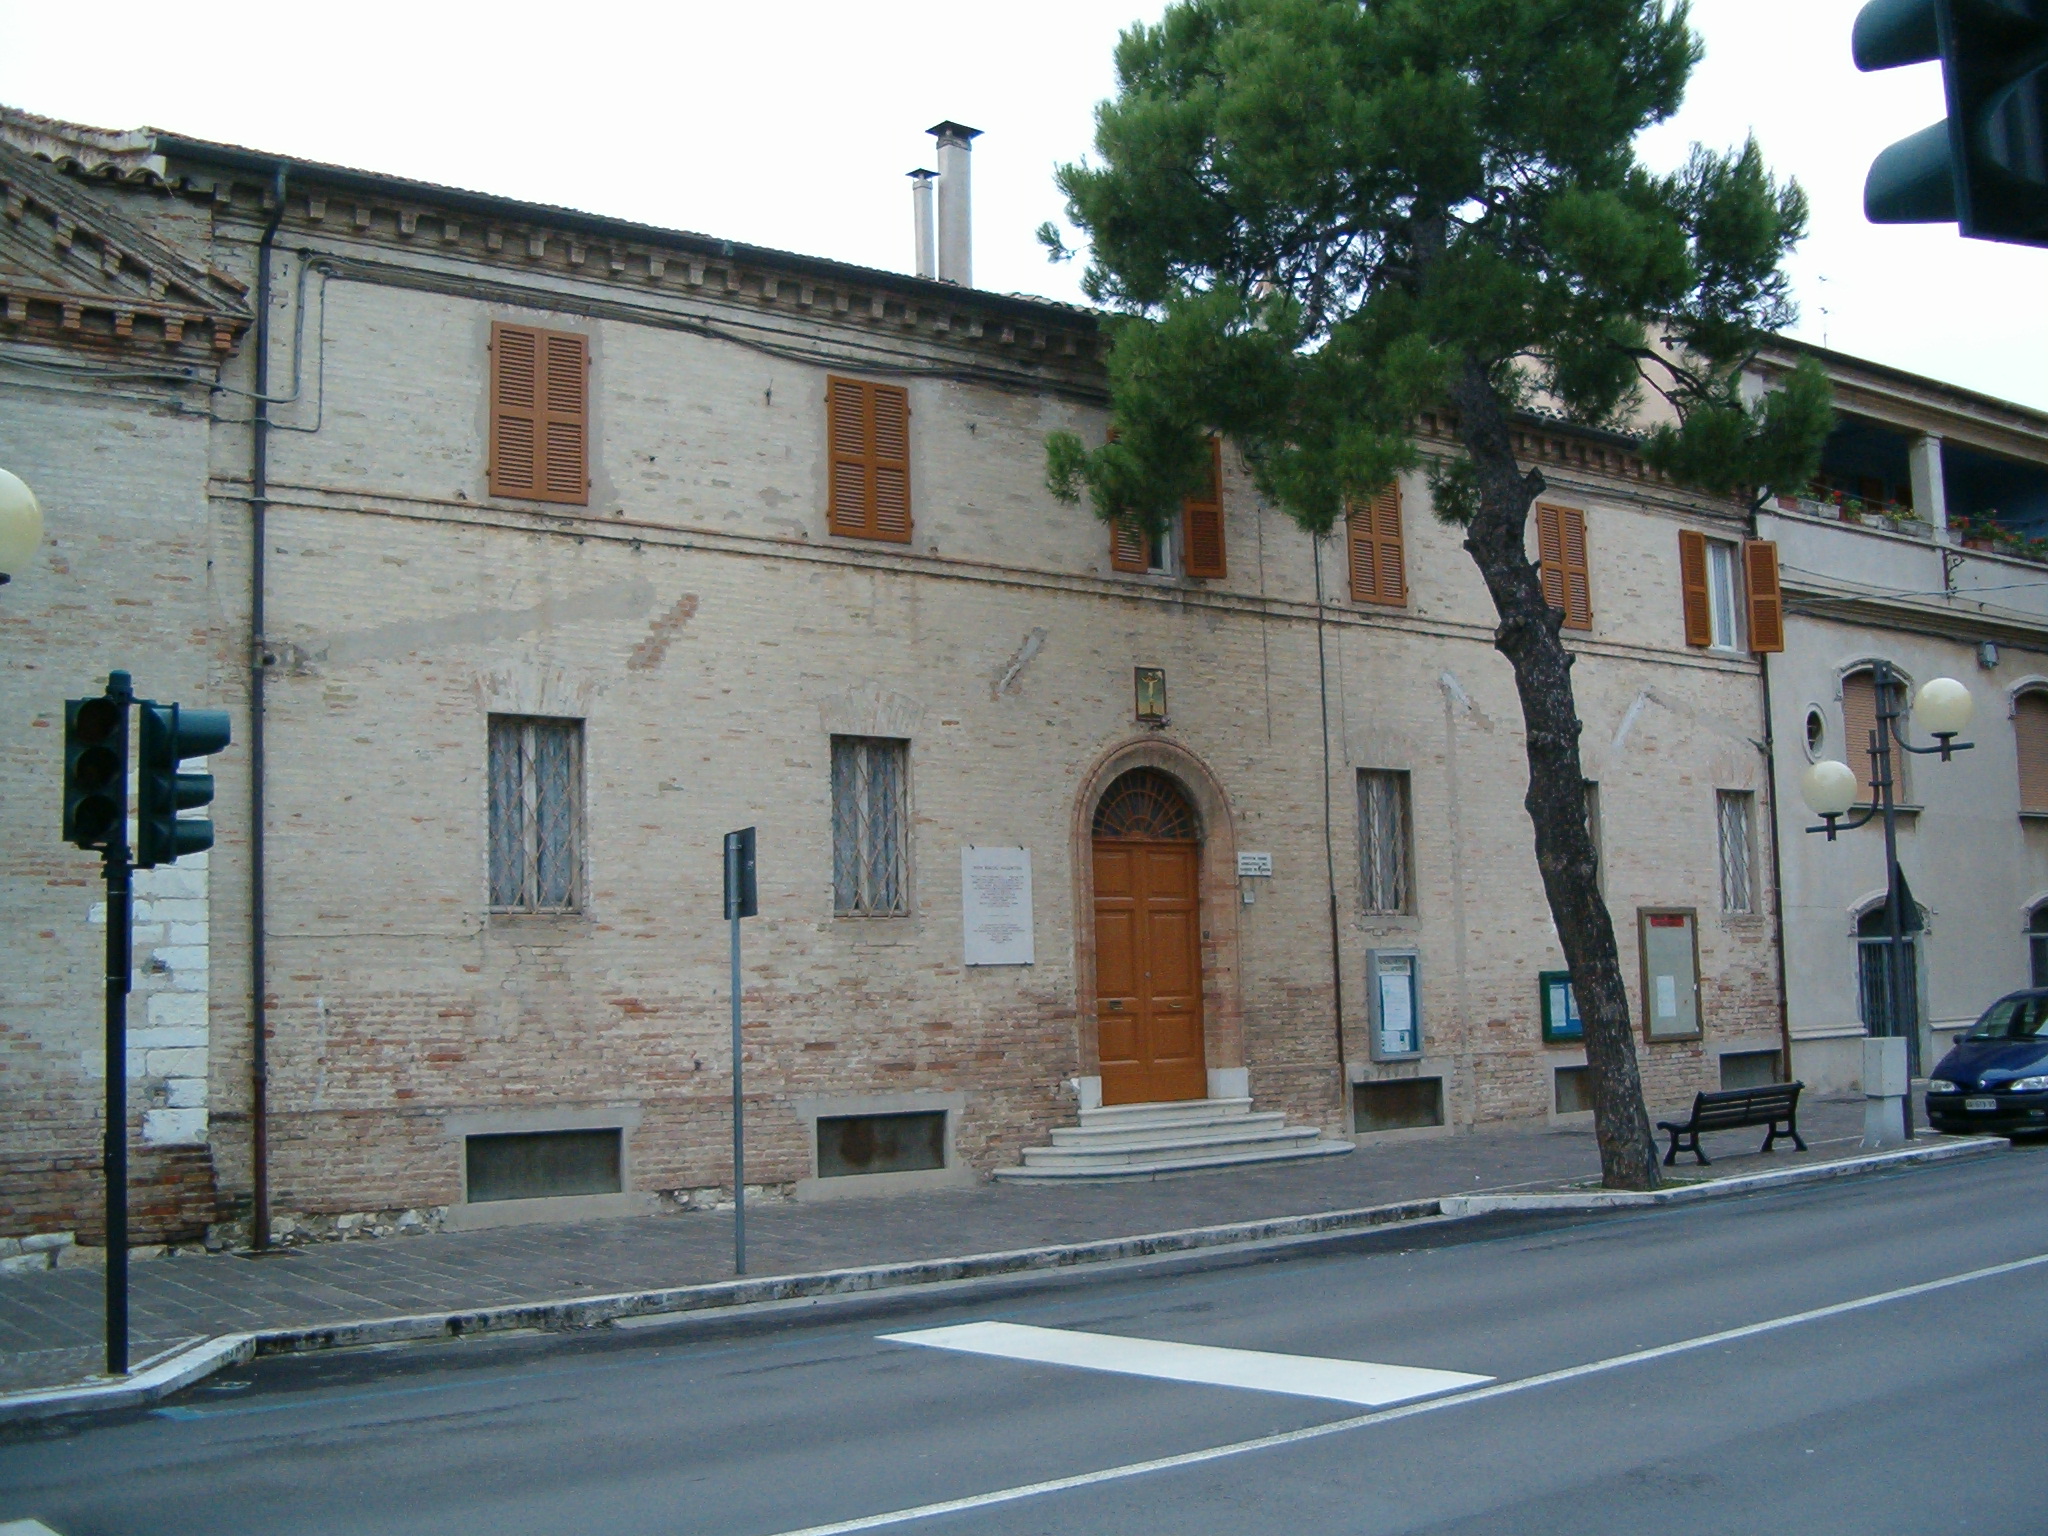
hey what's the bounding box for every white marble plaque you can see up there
[962,847,1034,966]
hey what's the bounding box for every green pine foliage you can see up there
[1043,0,1833,536]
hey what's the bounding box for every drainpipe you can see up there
[1313,537,1349,1108]
[249,163,288,1251]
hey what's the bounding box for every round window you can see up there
[1804,706,1827,762]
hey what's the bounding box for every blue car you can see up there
[1926,989,2048,1136]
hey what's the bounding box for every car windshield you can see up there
[1963,995,2048,1040]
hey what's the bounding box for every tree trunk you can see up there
[1449,357,1662,1191]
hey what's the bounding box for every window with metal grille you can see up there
[832,736,910,916]
[1358,769,1412,914]
[1857,902,1920,1038]
[1583,780,1604,896]
[2030,907,2048,988]
[488,715,583,912]
[1717,790,1756,913]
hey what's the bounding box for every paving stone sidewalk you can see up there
[0,1095,1908,1395]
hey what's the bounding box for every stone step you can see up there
[992,1137,1353,1184]
[1020,1123,1328,1167]
[1076,1097,1255,1131]
[1049,1111,1292,1150]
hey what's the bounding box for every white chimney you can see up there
[907,169,938,279]
[927,121,981,286]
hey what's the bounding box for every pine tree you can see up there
[1044,0,1833,1189]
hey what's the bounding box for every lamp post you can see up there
[0,465,44,586]
[1799,662,1976,1137]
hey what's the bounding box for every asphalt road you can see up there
[3,1147,2044,1536]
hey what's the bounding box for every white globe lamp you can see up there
[0,466,42,586]
[1800,759,1860,819]
[1915,677,1974,739]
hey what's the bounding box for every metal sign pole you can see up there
[102,670,134,1377]
[730,908,745,1277]
[723,827,757,1279]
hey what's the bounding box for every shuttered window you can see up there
[1348,484,1406,606]
[826,377,912,542]
[489,322,588,506]
[1536,503,1592,630]
[2016,690,2048,813]
[1744,541,1785,653]
[1181,436,1227,579]
[1842,669,1910,804]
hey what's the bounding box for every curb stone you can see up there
[0,1335,253,1425]
[0,1133,2009,1424]
[1438,1135,2008,1216]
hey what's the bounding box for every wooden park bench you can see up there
[1656,1082,1807,1167]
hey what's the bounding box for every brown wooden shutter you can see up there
[489,323,539,499]
[1679,529,1712,647]
[490,322,587,506]
[539,330,588,504]
[1110,520,1150,572]
[1745,540,1785,653]
[1537,503,1592,629]
[826,377,913,542]
[1842,670,1880,804]
[1348,484,1406,605]
[1181,436,1227,579]
[2017,692,2048,814]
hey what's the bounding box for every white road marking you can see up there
[881,1321,1490,1407]
[0,1522,65,1535]
[758,1249,2048,1536]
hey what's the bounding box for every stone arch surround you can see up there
[1069,738,1245,1105]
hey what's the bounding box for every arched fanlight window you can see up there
[1092,769,1198,841]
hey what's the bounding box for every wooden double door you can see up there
[1092,838,1206,1104]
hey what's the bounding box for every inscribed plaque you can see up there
[962,847,1034,966]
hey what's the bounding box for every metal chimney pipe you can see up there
[927,121,981,286]
[908,169,937,279]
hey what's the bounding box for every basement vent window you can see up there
[1352,1077,1444,1134]
[816,1111,946,1179]
[1720,1049,1785,1090]
[1554,1066,1594,1115]
[465,1129,623,1203]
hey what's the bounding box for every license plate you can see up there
[1965,1096,1999,1112]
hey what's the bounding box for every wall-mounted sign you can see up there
[1540,970,1583,1044]
[1639,908,1701,1040]
[1368,949,1421,1059]
[962,846,1034,966]
[1236,851,1273,878]
[1134,666,1168,725]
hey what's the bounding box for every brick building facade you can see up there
[1,107,1786,1243]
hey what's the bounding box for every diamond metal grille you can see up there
[832,736,909,915]
[1358,769,1411,914]
[1717,790,1755,914]
[489,714,582,911]
[1092,769,1197,841]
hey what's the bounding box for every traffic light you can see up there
[1856,0,2048,247]
[135,701,231,868]
[63,694,128,850]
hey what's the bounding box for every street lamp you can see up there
[1799,660,1976,1135]
[0,466,43,586]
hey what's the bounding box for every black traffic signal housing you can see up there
[63,694,129,850]
[136,700,231,868]
[1856,0,2048,247]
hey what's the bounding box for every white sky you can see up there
[1,0,2040,410]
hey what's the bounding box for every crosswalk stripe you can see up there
[881,1321,1491,1406]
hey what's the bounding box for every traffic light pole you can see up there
[101,670,133,1378]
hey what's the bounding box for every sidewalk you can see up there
[0,1094,1955,1397]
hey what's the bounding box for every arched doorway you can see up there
[1091,769,1206,1104]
